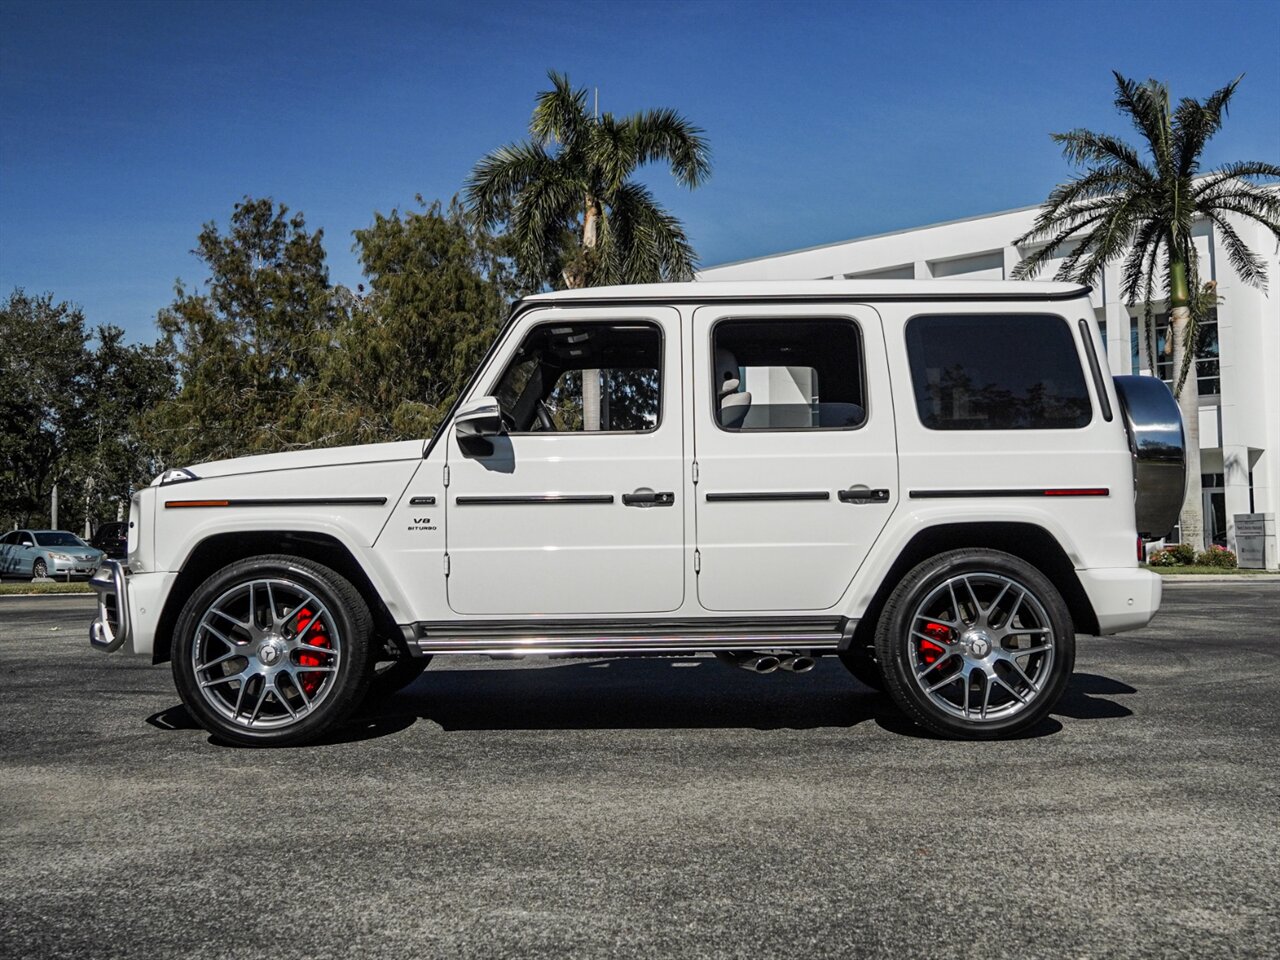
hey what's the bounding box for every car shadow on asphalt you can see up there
[145,660,1137,747]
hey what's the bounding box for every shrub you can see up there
[1147,549,1178,567]
[1170,542,1196,565]
[1196,545,1237,568]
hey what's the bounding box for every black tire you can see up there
[171,554,375,747]
[838,646,885,691]
[875,549,1075,740]
[33,558,48,579]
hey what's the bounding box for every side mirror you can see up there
[455,396,505,440]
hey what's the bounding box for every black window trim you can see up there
[904,311,1095,432]
[483,316,667,437]
[1078,318,1113,422]
[707,313,870,435]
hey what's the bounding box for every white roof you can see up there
[523,279,1089,303]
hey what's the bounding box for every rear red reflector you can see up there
[1043,488,1109,496]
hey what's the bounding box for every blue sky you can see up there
[2,0,1277,342]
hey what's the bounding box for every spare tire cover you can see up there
[1113,375,1187,539]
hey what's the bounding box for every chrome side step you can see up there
[407,617,846,658]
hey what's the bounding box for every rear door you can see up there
[691,304,898,611]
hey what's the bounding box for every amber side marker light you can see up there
[165,500,230,508]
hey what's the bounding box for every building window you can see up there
[1149,309,1220,396]
[904,314,1092,430]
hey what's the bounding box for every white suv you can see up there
[90,280,1184,745]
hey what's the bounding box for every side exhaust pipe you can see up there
[742,654,781,674]
[778,655,816,673]
[714,651,781,674]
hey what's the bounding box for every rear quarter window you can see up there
[905,314,1092,430]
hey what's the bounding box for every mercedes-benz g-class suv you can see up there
[90,280,1185,745]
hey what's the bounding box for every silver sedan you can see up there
[0,530,106,579]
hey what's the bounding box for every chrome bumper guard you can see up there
[89,561,130,652]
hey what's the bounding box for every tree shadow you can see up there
[143,661,1136,747]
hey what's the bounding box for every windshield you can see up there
[35,532,88,547]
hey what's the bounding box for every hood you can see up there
[160,439,426,483]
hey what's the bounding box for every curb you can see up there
[0,591,95,598]
[1161,575,1280,584]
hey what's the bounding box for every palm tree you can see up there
[465,71,711,291]
[1012,72,1280,551]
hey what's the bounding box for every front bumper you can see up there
[1077,566,1163,634]
[89,561,130,652]
[51,557,102,577]
[88,563,175,657]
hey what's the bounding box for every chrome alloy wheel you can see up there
[907,572,1055,723]
[190,578,343,730]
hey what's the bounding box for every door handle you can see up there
[622,489,675,507]
[838,487,890,503]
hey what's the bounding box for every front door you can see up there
[692,304,898,611]
[445,307,686,616]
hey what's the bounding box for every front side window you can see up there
[905,314,1092,430]
[712,319,867,430]
[492,321,662,433]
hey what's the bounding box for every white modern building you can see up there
[699,200,1280,554]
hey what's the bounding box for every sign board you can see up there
[1234,513,1277,571]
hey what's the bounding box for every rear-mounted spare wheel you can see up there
[1113,375,1187,540]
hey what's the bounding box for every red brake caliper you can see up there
[919,621,952,669]
[294,608,330,697]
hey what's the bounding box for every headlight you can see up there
[49,553,73,561]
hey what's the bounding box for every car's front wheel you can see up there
[875,549,1075,739]
[33,558,47,579]
[171,555,375,747]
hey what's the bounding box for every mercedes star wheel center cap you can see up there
[258,640,284,666]
[962,630,992,658]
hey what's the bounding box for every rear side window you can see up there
[713,318,866,431]
[905,314,1092,430]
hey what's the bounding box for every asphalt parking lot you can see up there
[2,583,1278,960]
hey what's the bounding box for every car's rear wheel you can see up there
[875,549,1074,739]
[32,558,47,579]
[171,555,374,747]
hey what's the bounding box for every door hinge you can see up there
[693,549,701,574]
[443,553,450,576]
[442,464,450,487]
[691,461,699,484]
